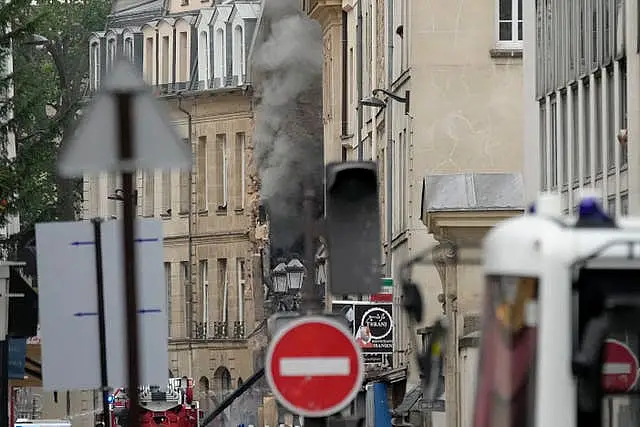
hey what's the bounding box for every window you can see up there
[162,170,171,216]
[237,259,246,324]
[165,263,172,336]
[497,0,523,48]
[540,102,547,189]
[215,29,225,82]
[144,170,154,216]
[107,173,116,218]
[124,37,134,62]
[180,138,190,213]
[550,98,557,189]
[621,193,629,215]
[582,79,591,180]
[199,32,210,88]
[107,38,116,72]
[607,66,615,169]
[180,261,189,332]
[197,136,208,212]
[595,74,603,176]
[234,133,245,210]
[571,84,579,182]
[233,25,244,84]
[619,59,628,166]
[560,91,568,185]
[215,134,228,210]
[145,37,154,83]
[200,260,209,326]
[218,259,228,323]
[161,36,170,84]
[179,32,188,83]
[90,42,100,91]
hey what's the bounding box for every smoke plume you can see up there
[252,0,324,254]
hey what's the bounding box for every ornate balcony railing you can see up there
[189,320,247,340]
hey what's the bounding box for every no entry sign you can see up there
[602,338,639,392]
[265,316,364,417]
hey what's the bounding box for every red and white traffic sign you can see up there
[265,316,364,417]
[602,338,639,392]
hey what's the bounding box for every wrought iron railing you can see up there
[190,320,246,340]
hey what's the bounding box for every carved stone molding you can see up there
[432,242,458,313]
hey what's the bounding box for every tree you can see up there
[4,0,110,235]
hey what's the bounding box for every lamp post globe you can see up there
[286,258,305,291]
[272,263,288,293]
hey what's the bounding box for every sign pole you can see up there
[91,218,111,425]
[115,92,142,423]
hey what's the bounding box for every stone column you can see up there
[432,241,459,427]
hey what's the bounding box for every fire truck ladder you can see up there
[200,368,265,427]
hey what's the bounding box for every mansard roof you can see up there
[108,0,164,28]
[194,8,215,28]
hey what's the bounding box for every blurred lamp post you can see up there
[272,262,288,294]
[286,258,305,292]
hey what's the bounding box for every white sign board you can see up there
[57,59,191,177]
[35,218,169,390]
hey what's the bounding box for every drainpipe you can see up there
[386,0,393,277]
[356,0,363,161]
[177,93,194,378]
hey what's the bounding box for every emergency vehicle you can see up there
[474,190,640,427]
[110,377,202,427]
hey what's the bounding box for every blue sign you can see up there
[8,338,27,379]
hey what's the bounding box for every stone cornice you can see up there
[308,1,342,30]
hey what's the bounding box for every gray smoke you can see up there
[252,0,324,251]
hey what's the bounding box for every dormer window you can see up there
[215,28,225,86]
[124,37,134,62]
[107,38,116,71]
[90,41,100,91]
[233,25,244,85]
[199,31,210,88]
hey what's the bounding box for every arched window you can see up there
[124,37,134,61]
[213,366,232,397]
[215,28,225,85]
[199,31,209,87]
[233,25,244,84]
[107,38,116,71]
[90,42,100,91]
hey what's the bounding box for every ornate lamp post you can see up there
[272,262,288,294]
[286,258,305,292]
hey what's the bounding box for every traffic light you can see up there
[325,161,381,295]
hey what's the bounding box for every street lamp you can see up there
[286,258,305,292]
[360,88,411,115]
[272,263,288,294]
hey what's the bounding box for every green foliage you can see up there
[0,0,111,233]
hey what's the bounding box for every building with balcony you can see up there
[83,0,265,412]
[305,0,525,425]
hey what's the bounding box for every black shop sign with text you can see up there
[331,301,393,368]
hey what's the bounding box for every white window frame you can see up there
[199,31,210,88]
[215,28,225,82]
[124,37,134,62]
[233,25,244,84]
[107,37,116,71]
[90,41,100,91]
[495,0,523,49]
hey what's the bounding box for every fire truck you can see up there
[109,377,202,427]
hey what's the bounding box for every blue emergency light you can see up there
[107,394,114,404]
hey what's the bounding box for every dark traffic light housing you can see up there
[325,161,382,295]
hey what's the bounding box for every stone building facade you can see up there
[36,1,267,423]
